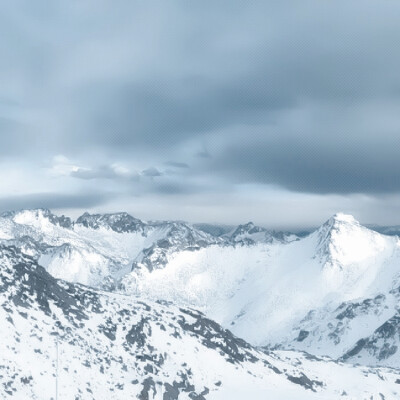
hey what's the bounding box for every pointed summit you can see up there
[315,213,390,268]
[328,212,358,225]
[318,213,360,241]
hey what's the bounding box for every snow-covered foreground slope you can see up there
[1,244,399,400]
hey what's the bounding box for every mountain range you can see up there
[1,208,400,398]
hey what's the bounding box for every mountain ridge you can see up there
[2,208,400,370]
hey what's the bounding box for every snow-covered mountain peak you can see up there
[5,208,72,229]
[226,221,298,245]
[314,213,394,272]
[231,221,263,236]
[330,212,358,224]
[130,220,220,272]
[75,211,145,233]
[318,213,360,235]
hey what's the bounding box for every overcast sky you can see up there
[1,0,400,229]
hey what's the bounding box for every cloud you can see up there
[205,109,400,194]
[164,161,189,169]
[141,167,163,177]
[50,156,137,181]
[196,150,212,159]
[1,1,400,226]
[3,1,400,158]
[0,192,111,212]
[70,165,135,180]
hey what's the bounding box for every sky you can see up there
[1,0,400,229]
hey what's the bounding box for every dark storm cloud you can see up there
[1,0,400,199]
[61,0,400,162]
[69,76,292,151]
[209,131,400,194]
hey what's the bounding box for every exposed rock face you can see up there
[225,221,298,245]
[75,212,146,233]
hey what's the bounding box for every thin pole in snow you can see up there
[56,333,59,400]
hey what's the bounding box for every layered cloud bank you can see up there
[1,1,400,227]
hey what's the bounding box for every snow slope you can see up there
[0,209,294,288]
[122,213,400,366]
[0,244,399,400]
[0,209,221,288]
